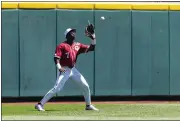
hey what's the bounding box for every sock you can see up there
[38,102,42,105]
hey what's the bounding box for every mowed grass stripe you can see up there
[3,116,180,120]
[2,103,180,118]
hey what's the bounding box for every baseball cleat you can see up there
[35,103,45,111]
[86,105,99,111]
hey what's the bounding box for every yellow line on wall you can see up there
[95,3,132,10]
[57,3,94,9]
[1,2,180,11]
[18,2,57,9]
[169,5,180,10]
[132,4,169,10]
[1,2,18,9]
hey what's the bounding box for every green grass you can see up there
[2,103,180,120]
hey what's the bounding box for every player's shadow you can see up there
[45,109,61,112]
[28,109,61,112]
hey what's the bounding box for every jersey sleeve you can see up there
[78,43,90,54]
[54,45,63,58]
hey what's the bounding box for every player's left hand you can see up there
[85,24,96,40]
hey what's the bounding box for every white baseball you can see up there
[101,16,105,20]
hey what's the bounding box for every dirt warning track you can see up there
[2,101,180,105]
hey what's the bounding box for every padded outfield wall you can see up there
[1,2,180,97]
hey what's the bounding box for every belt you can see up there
[68,65,74,68]
[63,65,74,69]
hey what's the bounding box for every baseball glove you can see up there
[85,24,95,39]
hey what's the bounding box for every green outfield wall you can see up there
[2,2,180,97]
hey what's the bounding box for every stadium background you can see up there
[2,2,180,102]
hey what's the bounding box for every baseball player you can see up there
[35,23,98,111]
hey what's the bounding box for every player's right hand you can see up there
[59,68,66,73]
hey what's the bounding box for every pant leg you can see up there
[40,68,71,106]
[71,67,91,105]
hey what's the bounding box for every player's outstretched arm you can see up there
[86,38,96,52]
[85,23,96,52]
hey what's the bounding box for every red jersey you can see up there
[54,41,89,68]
